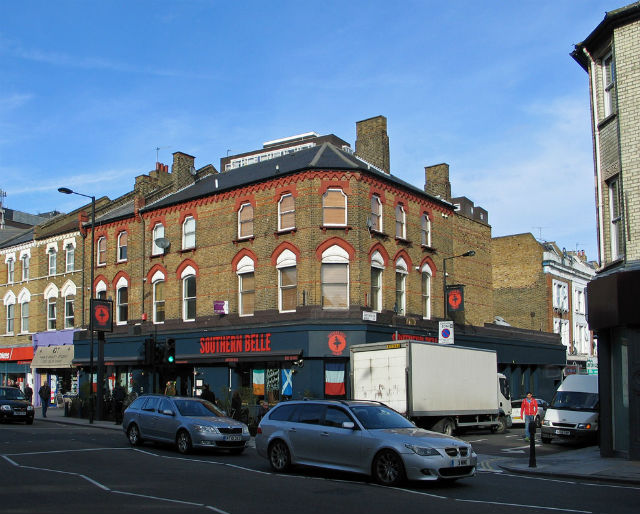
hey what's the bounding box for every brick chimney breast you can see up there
[424,163,451,201]
[355,115,390,174]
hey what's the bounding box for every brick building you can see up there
[572,1,640,459]
[492,234,596,371]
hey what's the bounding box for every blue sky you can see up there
[0,1,624,261]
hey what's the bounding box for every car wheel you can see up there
[268,440,291,472]
[176,430,192,455]
[373,450,405,486]
[127,424,143,446]
[535,415,542,428]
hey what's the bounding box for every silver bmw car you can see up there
[255,399,477,486]
[123,394,250,454]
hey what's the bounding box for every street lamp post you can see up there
[58,187,96,423]
[443,250,476,320]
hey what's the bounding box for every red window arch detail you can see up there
[93,274,109,294]
[315,237,356,261]
[421,209,434,222]
[231,248,259,272]
[111,270,131,290]
[418,256,437,277]
[176,259,199,279]
[146,263,168,283]
[368,243,390,266]
[147,216,167,232]
[179,210,198,225]
[273,185,298,203]
[369,187,386,204]
[392,249,413,270]
[235,194,256,211]
[271,242,301,267]
[318,180,351,196]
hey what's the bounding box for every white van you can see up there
[541,374,598,444]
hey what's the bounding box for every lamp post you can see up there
[58,187,96,423]
[443,250,476,320]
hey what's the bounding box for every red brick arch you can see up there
[418,256,437,277]
[271,242,301,266]
[176,258,199,279]
[315,237,356,261]
[368,242,390,267]
[232,248,258,272]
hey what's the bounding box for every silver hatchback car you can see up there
[255,399,477,486]
[123,394,250,454]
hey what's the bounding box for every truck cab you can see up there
[497,373,512,429]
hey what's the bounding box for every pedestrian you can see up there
[24,383,33,403]
[112,383,126,424]
[164,380,177,396]
[231,390,242,420]
[200,384,216,404]
[38,382,51,418]
[521,392,539,441]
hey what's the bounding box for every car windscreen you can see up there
[550,391,598,411]
[350,405,414,429]
[174,399,224,417]
[0,388,26,401]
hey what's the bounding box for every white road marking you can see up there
[465,438,488,443]
[455,498,591,513]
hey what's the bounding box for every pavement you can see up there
[33,406,640,486]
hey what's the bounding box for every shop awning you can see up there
[31,345,74,369]
[0,346,34,363]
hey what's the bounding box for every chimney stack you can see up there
[355,115,390,174]
[424,163,451,201]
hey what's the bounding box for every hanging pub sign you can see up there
[446,285,465,312]
[91,299,113,332]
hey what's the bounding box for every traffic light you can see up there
[154,341,165,367]
[165,339,176,365]
[144,338,154,365]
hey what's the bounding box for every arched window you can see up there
[370,250,385,312]
[321,245,349,310]
[323,189,347,226]
[181,266,197,321]
[276,250,297,313]
[421,264,432,319]
[97,236,107,265]
[395,204,406,240]
[3,291,15,335]
[395,257,408,315]
[421,213,431,247]
[236,256,255,316]
[61,282,76,329]
[116,276,129,325]
[21,252,30,281]
[18,289,30,333]
[6,257,15,284]
[65,241,75,272]
[96,279,108,300]
[48,248,57,276]
[370,195,382,232]
[117,231,128,262]
[238,203,254,239]
[278,194,295,231]
[182,217,196,250]
[44,285,58,330]
[151,270,166,323]
[152,223,165,256]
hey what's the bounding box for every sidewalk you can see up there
[35,407,640,485]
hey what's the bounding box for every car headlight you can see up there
[405,443,440,456]
[242,425,250,436]
[0,405,11,412]
[577,423,593,430]
[542,420,551,426]
[27,405,34,411]
[193,424,220,434]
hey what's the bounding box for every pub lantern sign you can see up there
[91,299,113,332]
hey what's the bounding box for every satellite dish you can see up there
[189,165,197,176]
[155,237,170,250]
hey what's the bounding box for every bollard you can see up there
[528,419,537,468]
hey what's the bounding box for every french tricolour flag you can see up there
[325,362,345,396]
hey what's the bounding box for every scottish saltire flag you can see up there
[325,362,346,396]
[281,369,293,396]
[253,369,265,396]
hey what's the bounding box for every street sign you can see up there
[439,321,454,345]
[587,358,598,375]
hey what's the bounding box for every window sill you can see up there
[233,236,255,245]
[150,252,166,259]
[180,247,196,254]
[421,244,437,253]
[116,259,128,264]
[320,225,353,234]
[369,229,390,240]
[597,112,617,130]
[395,237,411,245]
[275,228,297,237]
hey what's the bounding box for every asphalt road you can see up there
[1,423,637,514]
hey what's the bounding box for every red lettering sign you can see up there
[200,333,271,355]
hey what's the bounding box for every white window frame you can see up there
[152,270,166,324]
[370,251,385,312]
[181,266,197,322]
[278,194,295,231]
[322,189,347,227]
[6,257,15,284]
[21,253,30,281]
[276,250,297,313]
[117,231,128,262]
[321,245,349,310]
[97,236,107,265]
[47,297,57,330]
[4,291,16,335]
[602,52,615,117]
[116,276,129,325]
[421,213,431,247]
[237,256,255,316]
[65,243,75,272]
[238,203,254,239]
[152,223,165,256]
[182,217,196,250]
[421,265,432,320]
[64,295,74,329]
[370,195,382,232]
[395,257,408,315]
[96,280,108,299]
[609,178,622,260]
[20,300,29,333]
[48,249,57,276]
[395,204,406,240]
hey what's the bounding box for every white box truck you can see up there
[350,340,512,435]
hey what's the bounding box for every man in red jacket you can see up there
[521,392,539,441]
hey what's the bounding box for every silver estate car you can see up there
[123,394,250,454]
[255,399,477,486]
